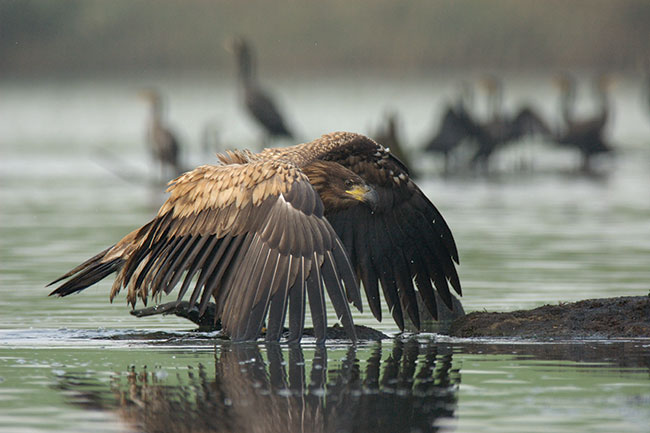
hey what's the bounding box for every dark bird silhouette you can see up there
[470,106,551,168]
[227,37,294,141]
[424,102,481,173]
[554,73,613,171]
[139,89,182,180]
[468,75,551,169]
[48,132,461,343]
[423,74,551,172]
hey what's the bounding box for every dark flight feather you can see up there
[264,255,291,342]
[306,252,327,343]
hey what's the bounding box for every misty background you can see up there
[2,0,649,77]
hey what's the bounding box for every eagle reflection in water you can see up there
[56,340,459,433]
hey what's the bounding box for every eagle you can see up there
[48,132,461,342]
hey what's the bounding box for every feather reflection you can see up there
[56,340,459,433]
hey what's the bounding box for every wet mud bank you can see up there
[448,296,650,339]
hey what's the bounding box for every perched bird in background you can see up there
[470,106,551,169]
[201,119,222,160]
[554,73,613,171]
[468,76,551,169]
[373,110,412,173]
[139,89,182,180]
[645,69,650,121]
[425,101,481,174]
[556,73,610,136]
[226,36,294,142]
[480,74,504,123]
[48,132,461,343]
[424,81,479,174]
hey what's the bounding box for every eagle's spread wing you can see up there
[50,131,462,340]
[307,132,461,330]
[49,160,360,342]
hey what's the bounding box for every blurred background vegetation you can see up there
[2,0,649,77]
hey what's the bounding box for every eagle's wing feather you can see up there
[49,131,461,338]
[49,160,359,341]
[313,132,461,329]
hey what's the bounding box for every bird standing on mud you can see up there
[49,132,461,342]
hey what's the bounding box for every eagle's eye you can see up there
[344,179,354,189]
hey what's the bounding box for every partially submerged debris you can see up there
[131,301,389,340]
[132,300,220,331]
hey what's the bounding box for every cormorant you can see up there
[554,73,613,171]
[227,37,294,141]
[470,77,550,169]
[139,89,182,180]
[424,102,481,173]
[470,106,551,168]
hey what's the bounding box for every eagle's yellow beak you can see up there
[346,184,379,212]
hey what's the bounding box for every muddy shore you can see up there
[448,296,650,339]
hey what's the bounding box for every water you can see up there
[1,337,649,432]
[1,73,650,432]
